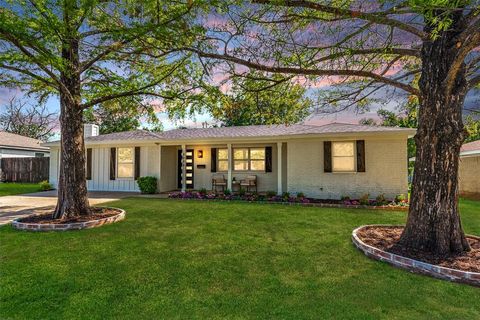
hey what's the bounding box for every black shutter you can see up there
[265,146,272,172]
[110,148,116,180]
[356,140,366,172]
[211,148,217,172]
[86,148,92,180]
[135,147,141,179]
[324,141,332,173]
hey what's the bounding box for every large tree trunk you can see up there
[399,13,470,255]
[52,5,90,219]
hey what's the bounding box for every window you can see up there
[332,142,355,172]
[234,148,249,171]
[249,148,266,171]
[117,147,134,178]
[233,147,266,171]
[217,148,229,171]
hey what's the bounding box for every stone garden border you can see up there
[352,225,480,287]
[12,208,126,232]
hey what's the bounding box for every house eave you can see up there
[43,129,415,148]
[0,145,50,152]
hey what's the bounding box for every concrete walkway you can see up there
[0,190,137,225]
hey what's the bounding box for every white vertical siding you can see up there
[49,147,59,188]
[48,144,159,192]
[86,145,160,192]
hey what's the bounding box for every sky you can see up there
[1,84,478,137]
[0,84,398,132]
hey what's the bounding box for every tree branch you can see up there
[186,48,420,96]
[0,63,57,88]
[80,62,185,109]
[252,0,428,39]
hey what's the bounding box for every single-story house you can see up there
[459,140,480,197]
[44,123,415,199]
[0,131,50,159]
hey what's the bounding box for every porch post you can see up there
[181,144,186,192]
[277,142,282,195]
[227,143,232,190]
[157,144,162,193]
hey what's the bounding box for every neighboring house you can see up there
[44,123,414,199]
[459,140,480,197]
[0,131,50,159]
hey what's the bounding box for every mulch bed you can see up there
[17,207,121,224]
[357,226,480,272]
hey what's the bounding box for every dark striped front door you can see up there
[178,149,194,189]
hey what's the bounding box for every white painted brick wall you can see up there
[287,137,409,199]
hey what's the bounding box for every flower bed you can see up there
[167,191,409,210]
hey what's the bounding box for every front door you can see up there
[177,149,194,189]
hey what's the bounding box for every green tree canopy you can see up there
[0,0,210,218]
[168,73,312,126]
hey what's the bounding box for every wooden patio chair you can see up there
[240,175,257,193]
[212,174,227,192]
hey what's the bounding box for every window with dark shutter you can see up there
[356,140,366,172]
[265,146,272,172]
[324,141,332,172]
[211,148,217,172]
[110,148,116,180]
[135,147,141,179]
[86,148,92,180]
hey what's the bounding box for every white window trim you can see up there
[116,147,135,180]
[331,141,357,173]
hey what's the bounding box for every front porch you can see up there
[158,142,287,194]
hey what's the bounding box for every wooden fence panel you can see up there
[1,157,49,183]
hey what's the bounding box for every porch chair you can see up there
[240,175,257,193]
[212,174,227,192]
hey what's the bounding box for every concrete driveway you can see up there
[0,190,137,225]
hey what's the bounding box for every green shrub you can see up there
[340,195,351,201]
[238,188,246,196]
[375,194,387,206]
[266,190,277,197]
[39,180,53,191]
[359,193,370,205]
[199,188,207,196]
[282,192,290,200]
[296,192,305,199]
[224,188,232,196]
[395,194,407,203]
[136,176,157,194]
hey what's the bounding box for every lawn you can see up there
[0,182,42,196]
[1,199,480,319]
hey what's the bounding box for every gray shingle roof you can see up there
[0,131,49,151]
[461,140,480,153]
[45,123,415,146]
[159,123,414,140]
[84,130,161,142]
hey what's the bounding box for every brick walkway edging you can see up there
[352,225,480,287]
[12,208,126,232]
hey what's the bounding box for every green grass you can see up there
[1,199,480,319]
[0,182,42,196]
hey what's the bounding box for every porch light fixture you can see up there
[197,150,203,158]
